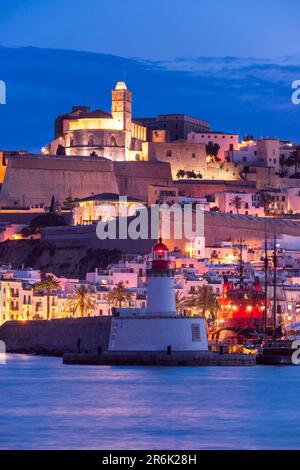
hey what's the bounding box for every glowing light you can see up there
[115,81,127,90]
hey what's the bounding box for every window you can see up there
[191,324,201,342]
[88,134,94,146]
[192,153,196,158]
[111,136,117,147]
[166,150,172,157]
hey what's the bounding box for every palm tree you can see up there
[206,141,220,162]
[230,195,244,215]
[184,285,219,319]
[287,149,300,175]
[260,192,275,214]
[107,282,134,308]
[35,274,61,320]
[176,169,186,179]
[64,285,96,317]
[175,291,187,314]
[279,154,286,175]
[292,149,300,175]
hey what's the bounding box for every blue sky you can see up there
[1,0,300,60]
[0,1,299,149]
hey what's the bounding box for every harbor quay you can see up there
[0,317,255,366]
[63,351,256,366]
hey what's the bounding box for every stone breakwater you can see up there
[0,318,256,366]
[63,351,256,366]
[0,317,112,355]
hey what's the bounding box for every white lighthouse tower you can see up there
[108,239,208,352]
[147,238,176,316]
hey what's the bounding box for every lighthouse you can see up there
[108,238,208,352]
[147,238,176,316]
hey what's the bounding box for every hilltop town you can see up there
[0,80,300,332]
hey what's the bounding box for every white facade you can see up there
[108,317,208,351]
[147,274,176,316]
[228,138,280,173]
[187,131,239,161]
[214,191,264,216]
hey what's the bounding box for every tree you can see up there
[279,154,286,175]
[184,285,219,319]
[292,149,300,175]
[35,274,61,320]
[287,149,300,175]
[230,195,244,215]
[176,169,186,179]
[29,213,68,232]
[175,291,187,314]
[56,144,66,155]
[64,285,96,317]
[260,192,275,214]
[107,282,134,308]
[185,170,197,179]
[206,141,220,162]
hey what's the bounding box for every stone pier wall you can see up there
[0,317,112,355]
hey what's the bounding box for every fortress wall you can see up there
[41,211,300,252]
[0,156,174,206]
[175,180,256,197]
[114,161,174,200]
[0,317,112,354]
[204,212,300,246]
[0,155,119,206]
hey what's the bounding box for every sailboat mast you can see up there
[263,235,268,333]
[239,238,244,289]
[272,234,277,338]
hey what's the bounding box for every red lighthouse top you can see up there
[151,238,170,271]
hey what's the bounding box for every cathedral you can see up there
[48,81,148,162]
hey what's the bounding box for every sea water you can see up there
[0,354,299,450]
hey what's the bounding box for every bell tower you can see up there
[111,81,132,131]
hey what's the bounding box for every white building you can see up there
[187,131,239,161]
[214,191,264,217]
[227,138,280,173]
